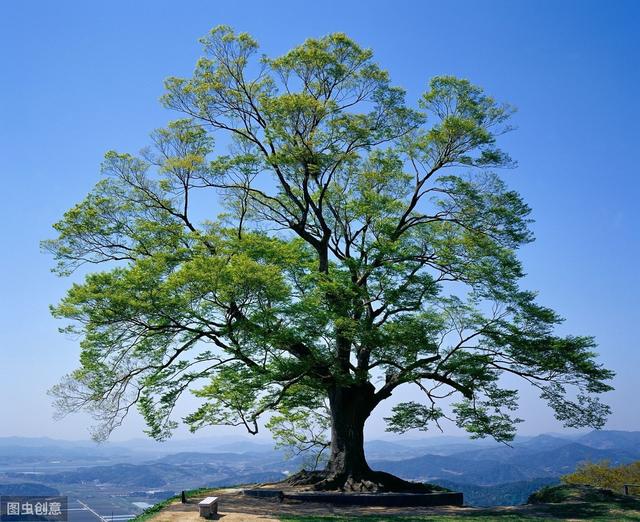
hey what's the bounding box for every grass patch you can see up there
[528,483,628,504]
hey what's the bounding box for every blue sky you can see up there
[0,0,638,441]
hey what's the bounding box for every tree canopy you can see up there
[45,26,613,490]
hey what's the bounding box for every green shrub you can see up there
[562,461,640,494]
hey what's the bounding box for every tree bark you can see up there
[325,383,374,481]
[301,382,436,493]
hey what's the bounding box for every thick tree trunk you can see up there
[298,382,437,493]
[325,383,373,481]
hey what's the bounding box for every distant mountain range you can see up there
[368,431,640,504]
[0,430,638,506]
[372,438,640,485]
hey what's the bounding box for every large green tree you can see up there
[46,27,613,491]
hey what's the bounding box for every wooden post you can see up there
[181,490,187,503]
[622,484,640,496]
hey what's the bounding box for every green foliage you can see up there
[562,461,640,495]
[266,402,330,470]
[384,402,444,433]
[45,26,613,451]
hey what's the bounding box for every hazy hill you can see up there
[373,441,639,485]
[578,429,640,451]
[0,483,60,495]
[156,451,282,466]
[436,477,559,506]
[373,452,531,484]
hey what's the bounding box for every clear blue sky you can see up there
[0,0,638,441]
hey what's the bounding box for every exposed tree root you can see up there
[284,469,445,493]
[283,469,328,488]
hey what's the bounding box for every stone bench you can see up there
[198,497,218,519]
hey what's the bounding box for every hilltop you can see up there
[132,483,640,521]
